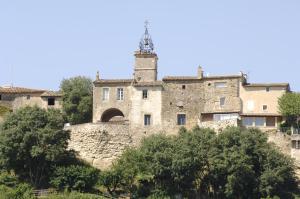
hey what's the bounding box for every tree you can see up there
[50,165,100,192]
[278,92,300,127]
[0,106,71,188]
[60,76,93,124]
[101,127,298,198]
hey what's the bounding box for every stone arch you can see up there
[100,108,125,122]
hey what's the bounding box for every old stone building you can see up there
[68,24,292,169]
[0,86,62,120]
[93,24,289,138]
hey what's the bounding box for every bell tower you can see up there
[134,21,158,82]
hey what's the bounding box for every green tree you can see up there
[102,127,298,198]
[278,92,300,127]
[0,106,71,188]
[60,76,93,124]
[50,165,100,192]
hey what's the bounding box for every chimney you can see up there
[198,66,204,79]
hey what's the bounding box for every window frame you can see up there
[102,88,110,101]
[47,98,55,106]
[177,114,186,125]
[220,97,226,107]
[144,114,151,126]
[117,88,124,101]
[142,89,148,99]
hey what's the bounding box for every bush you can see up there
[45,191,103,199]
[0,171,18,187]
[0,183,34,199]
[50,165,100,192]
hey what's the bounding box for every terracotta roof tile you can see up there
[0,86,45,94]
[41,91,63,97]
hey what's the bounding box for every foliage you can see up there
[101,127,298,199]
[0,105,11,117]
[0,183,35,199]
[0,171,18,187]
[45,191,104,199]
[0,106,71,188]
[60,76,93,124]
[50,165,100,192]
[278,92,300,127]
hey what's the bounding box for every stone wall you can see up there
[161,80,204,134]
[66,123,132,170]
[203,78,241,113]
[199,119,238,133]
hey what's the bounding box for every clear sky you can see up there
[0,1,299,91]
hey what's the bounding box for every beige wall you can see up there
[130,86,162,127]
[12,94,62,111]
[134,53,158,82]
[240,85,286,114]
[93,84,131,123]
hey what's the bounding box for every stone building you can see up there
[0,86,62,116]
[69,24,292,169]
[93,24,289,138]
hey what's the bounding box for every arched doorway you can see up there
[100,108,125,122]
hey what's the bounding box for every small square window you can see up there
[26,95,30,100]
[142,90,148,99]
[182,85,186,89]
[177,114,186,125]
[263,105,268,111]
[266,87,270,92]
[144,114,151,126]
[220,97,225,107]
[48,98,55,106]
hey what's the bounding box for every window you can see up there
[48,98,55,106]
[292,140,300,149]
[142,89,148,99]
[0,94,2,100]
[263,105,268,111]
[220,97,225,107]
[177,114,186,125]
[266,117,276,127]
[242,117,254,126]
[266,87,270,92]
[26,95,30,100]
[144,114,151,126]
[182,85,186,90]
[117,88,124,100]
[214,82,227,88]
[213,113,238,121]
[255,117,265,126]
[102,88,109,101]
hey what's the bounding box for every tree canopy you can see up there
[60,76,93,124]
[0,106,71,188]
[100,127,298,199]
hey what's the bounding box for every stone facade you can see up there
[0,86,62,121]
[66,123,132,170]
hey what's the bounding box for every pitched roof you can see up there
[94,79,133,84]
[133,81,163,87]
[0,86,45,94]
[162,76,199,81]
[41,91,63,97]
[243,83,289,88]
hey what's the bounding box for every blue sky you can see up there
[0,1,299,91]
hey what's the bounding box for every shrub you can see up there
[50,165,100,192]
[0,183,34,199]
